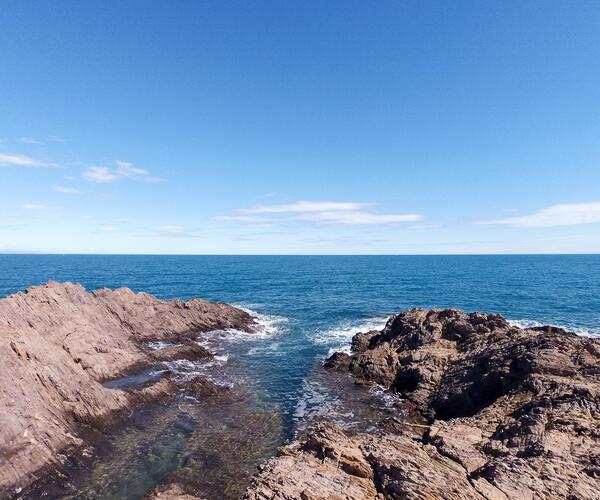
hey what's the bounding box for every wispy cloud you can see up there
[52,186,82,194]
[216,200,424,226]
[212,215,270,223]
[82,166,120,183]
[154,225,203,238]
[19,137,43,145]
[409,224,441,229]
[0,153,57,168]
[475,201,600,228]
[294,211,422,225]
[82,160,163,183]
[241,200,370,214]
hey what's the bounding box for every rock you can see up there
[185,376,230,397]
[133,378,179,403]
[150,341,213,363]
[145,482,202,499]
[323,351,352,371]
[243,422,378,500]
[251,308,600,499]
[0,281,254,496]
[351,329,383,353]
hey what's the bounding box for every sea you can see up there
[1,254,599,498]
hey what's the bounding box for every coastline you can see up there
[1,281,599,499]
[0,282,255,497]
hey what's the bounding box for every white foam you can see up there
[311,316,390,353]
[237,305,288,337]
[147,340,182,350]
[508,319,599,338]
[246,342,282,356]
[368,383,403,408]
[293,379,353,424]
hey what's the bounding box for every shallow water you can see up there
[2,255,599,498]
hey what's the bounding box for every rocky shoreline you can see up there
[245,308,600,499]
[2,284,599,499]
[0,281,255,497]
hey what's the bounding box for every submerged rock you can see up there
[0,281,254,496]
[247,308,600,499]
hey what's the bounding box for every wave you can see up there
[508,319,599,338]
[311,315,390,354]
[236,305,288,337]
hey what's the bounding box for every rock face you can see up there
[0,281,254,496]
[245,308,600,499]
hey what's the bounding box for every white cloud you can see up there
[476,201,600,228]
[0,153,56,168]
[216,200,424,226]
[115,160,149,178]
[409,224,441,229]
[212,215,270,223]
[242,200,370,214]
[52,186,81,194]
[82,166,120,183]
[294,211,423,225]
[82,161,163,183]
[99,225,118,232]
[19,137,43,145]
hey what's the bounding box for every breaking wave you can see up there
[310,315,390,355]
[508,318,599,338]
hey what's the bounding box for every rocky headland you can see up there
[245,308,600,499]
[0,281,255,497]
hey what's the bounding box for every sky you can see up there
[1,0,600,254]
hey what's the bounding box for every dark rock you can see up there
[246,308,600,499]
[323,351,352,371]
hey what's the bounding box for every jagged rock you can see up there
[323,351,352,371]
[145,482,202,499]
[150,340,213,363]
[185,376,230,397]
[0,281,254,495]
[247,308,600,499]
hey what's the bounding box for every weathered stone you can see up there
[0,281,254,495]
[248,308,600,499]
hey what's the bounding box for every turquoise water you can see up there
[3,254,599,498]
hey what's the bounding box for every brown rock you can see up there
[0,281,254,495]
[254,308,600,499]
[150,340,213,363]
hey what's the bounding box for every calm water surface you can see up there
[2,255,599,498]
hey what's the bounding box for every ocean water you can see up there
[2,254,599,498]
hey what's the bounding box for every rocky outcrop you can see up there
[0,281,254,496]
[246,308,600,499]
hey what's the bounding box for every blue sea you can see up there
[2,254,599,498]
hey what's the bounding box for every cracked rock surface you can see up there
[245,308,600,499]
[0,281,253,495]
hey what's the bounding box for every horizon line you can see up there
[0,252,599,257]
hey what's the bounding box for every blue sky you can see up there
[1,0,600,254]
